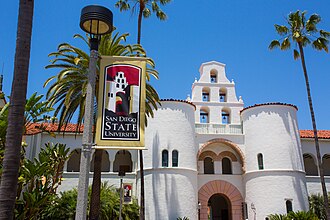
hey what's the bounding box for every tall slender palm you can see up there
[44,31,160,219]
[269,10,330,219]
[115,2,170,218]
[115,0,170,44]
[0,1,34,219]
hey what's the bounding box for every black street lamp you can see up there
[75,5,113,220]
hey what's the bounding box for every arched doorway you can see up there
[198,180,243,220]
[208,194,231,220]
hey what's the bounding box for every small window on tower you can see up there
[222,112,230,124]
[162,150,168,167]
[200,110,209,123]
[122,79,125,83]
[202,92,209,102]
[116,84,119,88]
[220,93,226,102]
[122,85,125,89]
[257,153,264,170]
[286,200,293,213]
[210,75,217,83]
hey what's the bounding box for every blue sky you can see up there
[1,0,330,129]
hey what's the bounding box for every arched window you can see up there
[221,109,230,124]
[322,154,330,176]
[210,69,217,83]
[91,150,110,172]
[286,200,293,213]
[257,153,264,170]
[219,88,227,102]
[303,154,318,176]
[172,150,179,167]
[202,88,210,102]
[113,150,132,172]
[222,158,232,174]
[67,149,81,172]
[204,157,214,174]
[162,150,169,167]
[200,110,209,123]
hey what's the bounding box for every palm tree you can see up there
[44,31,160,219]
[0,0,34,219]
[115,2,170,218]
[115,0,170,44]
[269,10,330,219]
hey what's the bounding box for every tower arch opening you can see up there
[219,87,227,102]
[210,69,218,83]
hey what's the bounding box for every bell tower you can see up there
[191,61,244,125]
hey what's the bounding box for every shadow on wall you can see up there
[245,107,303,171]
[291,173,309,211]
[152,132,161,220]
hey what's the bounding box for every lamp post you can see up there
[75,5,113,220]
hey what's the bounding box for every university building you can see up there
[25,61,330,220]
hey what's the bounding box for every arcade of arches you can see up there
[198,180,243,220]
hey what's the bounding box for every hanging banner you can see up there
[95,56,146,149]
[123,183,133,204]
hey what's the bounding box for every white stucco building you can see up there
[25,61,330,220]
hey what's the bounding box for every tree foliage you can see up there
[15,143,72,220]
[41,182,139,220]
[269,10,330,60]
[268,210,319,220]
[44,30,160,131]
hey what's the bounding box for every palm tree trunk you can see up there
[0,0,34,219]
[298,43,330,219]
[137,1,144,45]
[138,2,145,220]
[89,149,102,220]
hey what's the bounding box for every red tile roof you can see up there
[300,130,330,139]
[25,123,84,135]
[160,99,196,109]
[241,102,298,113]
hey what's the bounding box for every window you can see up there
[200,110,209,123]
[67,149,81,172]
[113,150,132,172]
[172,150,178,167]
[242,202,248,219]
[210,70,217,83]
[219,88,227,102]
[204,157,214,174]
[222,112,230,124]
[162,150,169,167]
[210,75,217,83]
[322,154,330,176]
[222,158,232,174]
[90,150,110,172]
[286,200,293,213]
[202,92,209,102]
[220,93,226,102]
[257,153,264,170]
[303,154,318,176]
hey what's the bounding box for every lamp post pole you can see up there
[75,41,98,220]
[75,5,113,219]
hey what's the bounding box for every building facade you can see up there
[25,61,330,220]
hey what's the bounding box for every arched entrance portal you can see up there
[198,180,243,220]
[208,194,231,220]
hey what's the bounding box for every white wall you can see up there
[141,100,198,220]
[242,104,309,219]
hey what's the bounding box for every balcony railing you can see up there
[195,123,243,134]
